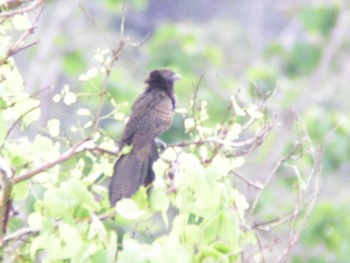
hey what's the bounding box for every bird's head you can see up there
[145,69,181,91]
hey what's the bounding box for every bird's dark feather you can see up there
[108,69,179,205]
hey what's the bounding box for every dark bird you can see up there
[109,69,181,205]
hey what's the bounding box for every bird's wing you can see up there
[120,89,173,149]
[119,90,154,146]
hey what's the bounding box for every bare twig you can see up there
[79,3,127,135]
[79,3,115,51]
[277,147,322,263]
[190,74,204,134]
[0,84,52,110]
[169,122,273,150]
[0,0,44,18]
[80,1,150,135]
[0,4,44,65]
[249,142,301,214]
[0,104,40,150]
[252,191,318,232]
[91,146,119,157]
[256,233,266,263]
[1,226,39,245]
[1,207,117,246]
[232,171,263,189]
[12,138,94,184]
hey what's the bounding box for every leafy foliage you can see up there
[0,1,348,262]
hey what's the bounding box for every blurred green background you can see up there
[9,0,350,261]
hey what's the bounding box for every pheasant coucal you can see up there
[109,69,181,205]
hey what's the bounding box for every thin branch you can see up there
[0,104,40,150]
[9,40,38,55]
[91,55,118,134]
[12,138,94,184]
[0,0,28,11]
[249,142,301,214]
[0,4,44,65]
[127,32,150,47]
[0,0,44,18]
[120,0,127,38]
[232,171,263,189]
[0,84,52,110]
[256,233,266,263]
[79,3,115,51]
[79,3,127,135]
[91,146,119,157]
[80,1,150,135]
[1,226,39,245]
[190,74,205,135]
[169,124,272,150]
[277,147,322,262]
[252,191,317,232]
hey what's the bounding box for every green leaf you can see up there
[132,186,149,210]
[77,108,91,116]
[116,199,145,220]
[118,239,145,263]
[233,189,249,216]
[191,172,221,213]
[43,188,74,218]
[12,180,29,200]
[30,234,50,259]
[184,118,195,132]
[79,67,98,81]
[92,249,113,263]
[47,118,60,137]
[172,215,202,244]
[174,153,204,188]
[120,144,133,155]
[65,179,100,211]
[3,98,40,128]
[59,223,83,258]
[246,104,263,119]
[151,236,193,263]
[4,139,32,168]
[92,232,117,262]
[218,211,239,244]
[231,97,246,116]
[0,60,24,95]
[150,186,169,212]
[12,14,31,30]
[64,91,77,105]
[27,212,43,229]
[88,215,107,240]
[114,112,125,120]
[203,216,220,243]
[32,135,58,163]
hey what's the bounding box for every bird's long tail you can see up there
[108,141,158,205]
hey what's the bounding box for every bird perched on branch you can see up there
[109,69,181,205]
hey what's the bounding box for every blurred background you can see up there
[13,0,350,261]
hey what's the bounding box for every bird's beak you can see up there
[172,72,182,81]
